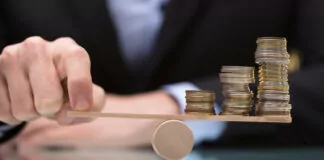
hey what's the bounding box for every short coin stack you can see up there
[255,37,292,116]
[185,90,216,115]
[219,66,255,115]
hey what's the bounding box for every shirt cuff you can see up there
[162,82,227,145]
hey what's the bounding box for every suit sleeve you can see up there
[0,2,7,49]
[191,0,324,146]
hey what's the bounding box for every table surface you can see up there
[8,146,324,160]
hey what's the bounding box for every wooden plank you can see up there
[67,111,292,123]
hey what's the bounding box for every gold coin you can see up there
[185,90,215,97]
[186,102,214,106]
[185,112,216,116]
[220,77,255,84]
[259,77,288,82]
[185,108,216,115]
[186,97,215,102]
[221,66,254,73]
[256,101,291,109]
[257,110,291,116]
[258,90,289,94]
[259,64,288,68]
[221,109,250,115]
[258,86,289,91]
[222,100,252,106]
[258,94,290,101]
[259,73,288,78]
[219,73,253,78]
[255,58,290,65]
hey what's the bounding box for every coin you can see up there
[258,86,289,91]
[259,77,288,82]
[220,77,255,83]
[221,66,254,73]
[220,66,254,115]
[257,111,291,116]
[222,101,252,107]
[185,90,216,115]
[258,90,289,94]
[258,93,290,101]
[255,37,292,116]
[220,73,253,78]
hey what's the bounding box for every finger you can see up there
[0,47,23,124]
[23,37,63,116]
[56,84,105,125]
[1,45,38,121]
[51,38,93,111]
[0,78,19,124]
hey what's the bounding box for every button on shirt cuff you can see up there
[162,82,227,145]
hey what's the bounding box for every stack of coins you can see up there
[219,66,255,115]
[185,90,216,115]
[255,37,292,116]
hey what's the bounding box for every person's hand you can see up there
[0,36,105,125]
[6,91,180,152]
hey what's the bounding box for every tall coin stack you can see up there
[185,90,216,115]
[219,66,255,115]
[255,37,292,116]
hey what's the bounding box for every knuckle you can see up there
[23,36,48,60]
[55,37,76,44]
[2,46,14,56]
[34,98,62,116]
[0,46,18,67]
[68,46,88,57]
[65,46,90,65]
[23,36,45,48]
[1,46,16,59]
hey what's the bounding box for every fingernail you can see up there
[74,96,91,111]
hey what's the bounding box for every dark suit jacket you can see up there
[1,0,324,146]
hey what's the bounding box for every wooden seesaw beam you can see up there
[67,111,292,123]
